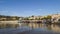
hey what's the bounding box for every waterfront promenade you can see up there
[0,21,19,28]
[0,21,18,24]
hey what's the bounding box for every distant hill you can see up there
[0,15,20,21]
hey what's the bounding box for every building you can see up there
[28,16,43,20]
[50,14,60,23]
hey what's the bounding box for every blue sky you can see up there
[0,0,60,17]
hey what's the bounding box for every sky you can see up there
[0,0,60,17]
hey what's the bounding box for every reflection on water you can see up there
[0,22,60,34]
[0,23,19,29]
[21,23,60,32]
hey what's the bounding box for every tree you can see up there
[31,15,34,17]
[47,15,52,19]
[24,18,29,20]
[35,18,41,20]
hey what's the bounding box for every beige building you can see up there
[51,14,60,19]
[28,16,43,20]
[49,14,60,23]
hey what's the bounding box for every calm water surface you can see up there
[0,22,60,34]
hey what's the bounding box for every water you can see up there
[0,21,60,34]
[20,23,60,32]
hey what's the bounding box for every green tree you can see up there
[24,18,29,20]
[47,15,52,19]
